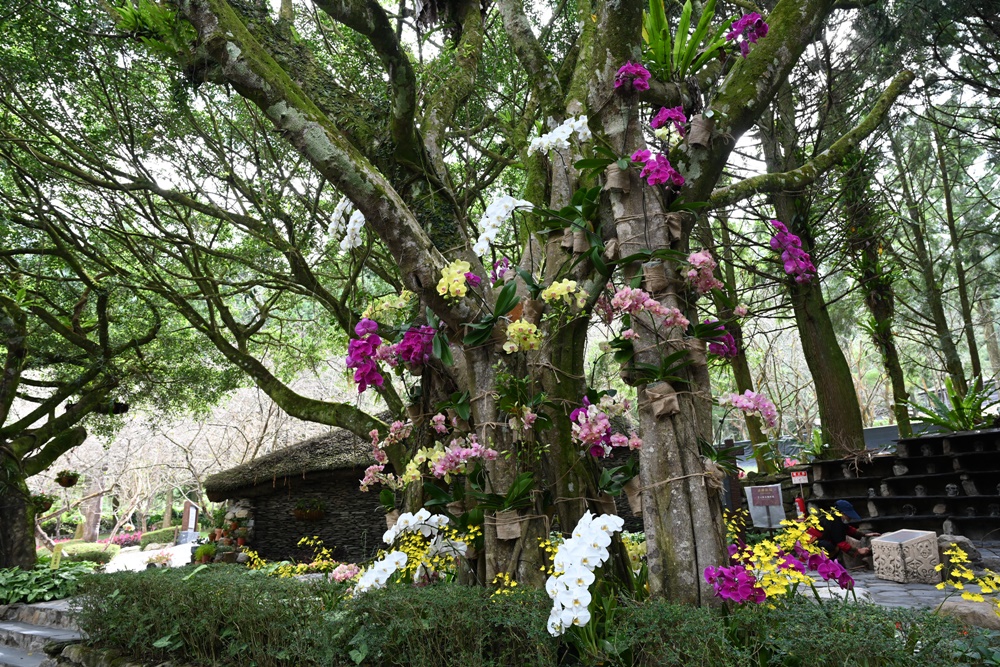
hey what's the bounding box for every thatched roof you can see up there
[204,428,373,501]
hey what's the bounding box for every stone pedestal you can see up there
[872,529,941,584]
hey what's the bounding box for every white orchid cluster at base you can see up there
[382,507,450,543]
[353,550,407,596]
[545,511,624,637]
[352,508,470,597]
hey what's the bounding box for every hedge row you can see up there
[37,542,120,564]
[77,567,1000,667]
[139,526,178,549]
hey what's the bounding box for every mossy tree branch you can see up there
[496,0,565,114]
[420,0,484,184]
[179,0,482,331]
[312,0,421,164]
[708,69,915,208]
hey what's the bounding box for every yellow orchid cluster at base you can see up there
[936,544,1000,615]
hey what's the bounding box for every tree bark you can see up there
[889,132,968,396]
[0,463,36,569]
[979,297,1000,378]
[931,122,983,386]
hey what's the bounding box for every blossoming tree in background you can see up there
[0,0,914,602]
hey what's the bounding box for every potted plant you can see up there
[145,550,172,568]
[215,543,237,563]
[233,527,249,547]
[194,543,217,564]
[31,492,57,513]
[293,498,325,521]
[55,470,80,488]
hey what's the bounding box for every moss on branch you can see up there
[708,69,914,208]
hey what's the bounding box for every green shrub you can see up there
[78,567,340,667]
[0,561,95,604]
[343,585,557,667]
[60,542,120,564]
[75,568,1000,667]
[139,526,178,549]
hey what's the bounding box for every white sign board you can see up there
[790,471,808,485]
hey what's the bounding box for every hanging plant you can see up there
[55,470,80,488]
[31,493,57,513]
[293,498,325,521]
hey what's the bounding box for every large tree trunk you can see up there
[81,476,103,543]
[0,463,36,569]
[161,487,174,530]
[760,85,866,457]
[979,297,1000,378]
[788,276,867,455]
[890,132,968,396]
[842,150,911,437]
[931,123,983,386]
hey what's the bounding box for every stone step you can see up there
[0,621,81,654]
[0,602,77,631]
[0,644,46,667]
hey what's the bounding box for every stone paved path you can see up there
[809,543,1000,610]
[103,543,194,573]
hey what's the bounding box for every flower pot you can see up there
[385,509,400,530]
[624,477,643,515]
[230,521,239,530]
[56,476,78,488]
[214,529,224,539]
[303,509,324,521]
[237,537,246,547]
[494,511,523,541]
[293,508,307,521]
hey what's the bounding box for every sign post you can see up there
[790,470,808,518]
[745,484,784,529]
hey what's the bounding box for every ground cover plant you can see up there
[0,560,95,604]
[76,565,1000,666]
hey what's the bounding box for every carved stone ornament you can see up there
[868,488,877,498]
[902,504,917,517]
[880,482,892,497]
[921,443,934,457]
[946,483,960,497]
[990,504,1000,517]
[893,463,908,476]
[643,381,680,418]
[872,530,941,585]
[914,484,926,497]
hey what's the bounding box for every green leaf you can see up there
[574,158,614,170]
[673,0,692,75]
[682,0,717,75]
[494,280,520,317]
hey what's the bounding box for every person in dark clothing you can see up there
[808,500,880,559]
